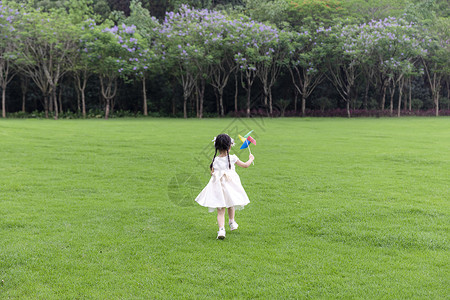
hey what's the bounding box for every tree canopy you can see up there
[0,0,449,118]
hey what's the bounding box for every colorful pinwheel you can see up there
[238,130,256,164]
[238,130,256,150]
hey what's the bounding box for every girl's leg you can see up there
[217,208,225,228]
[227,207,235,223]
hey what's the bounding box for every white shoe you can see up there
[229,221,239,231]
[217,228,226,239]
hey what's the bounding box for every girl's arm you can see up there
[235,154,254,168]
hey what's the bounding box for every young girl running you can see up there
[195,133,254,239]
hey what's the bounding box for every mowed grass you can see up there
[0,117,449,299]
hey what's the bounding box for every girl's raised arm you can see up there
[235,154,254,168]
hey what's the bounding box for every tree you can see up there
[159,6,202,118]
[244,0,289,27]
[421,18,450,116]
[160,5,236,118]
[66,0,98,118]
[362,17,425,116]
[0,2,21,117]
[71,19,97,118]
[288,27,326,116]
[255,26,290,116]
[286,0,348,30]
[16,6,79,119]
[234,18,284,117]
[343,0,408,21]
[124,0,161,116]
[324,23,364,118]
[86,22,137,119]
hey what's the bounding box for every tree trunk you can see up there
[388,81,395,117]
[200,91,204,119]
[49,93,53,112]
[234,72,238,114]
[219,89,224,117]
[408,78,412,111]
[381,83,387,111]
[105,99,110,120]
[81,90,86,118]
[269,90,273,117]
[294,88,298,113]
[364,78,370,111]
[2,87,6,118]
[263,89,268,108]
[301,95,306,117]
[53,88,59,120]
[389,90,394,116]
[397,78,404,117]
[75,85,80,113]
[246,78,251,118]
[22,92,26,113]
[447,80,450,109]
[58,85,63,114]
[435,93,439,117]
[44,95,49,119]
[422,59,442,117]
[214,89,219,116]
[346,101,350,118]
[183,94,187,119]
[75,73,88,118]
[99,76,118,119]
[142,75,148,116]
[195,89,199,118]
[21,76,28,113]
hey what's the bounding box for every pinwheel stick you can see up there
[248,145,254,165]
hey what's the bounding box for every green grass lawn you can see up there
[1,117,449,299]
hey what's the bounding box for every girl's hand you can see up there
[236,155,254,168]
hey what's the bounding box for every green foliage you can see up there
[0,0,449,117]
[342,0,408,22]
[286,0,348,30]
[244,0,289,27]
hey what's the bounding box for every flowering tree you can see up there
[197,10,239,117]
[85,22,138,119]
[255,26,290,116]
[72,19,96,118]
[160,6,205,118]
[362,17,425,116]
[288,27,327,116]
[17,7,78,119]
[124,0,161,116]
[324,23,365,118]
[66,0,98,118]
[234,18,284,117]
[0,2,21,118]
[420,17,450,116]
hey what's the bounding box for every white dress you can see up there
[195,154,250,212]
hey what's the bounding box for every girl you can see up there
[195,133,254,239]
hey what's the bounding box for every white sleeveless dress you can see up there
[195,154,250,212]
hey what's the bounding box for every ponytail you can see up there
[227,150,231,169]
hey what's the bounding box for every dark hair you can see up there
[210,134,232,170]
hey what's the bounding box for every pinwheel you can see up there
[238,130,256,164]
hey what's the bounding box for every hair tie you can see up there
[212,135,235,146]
